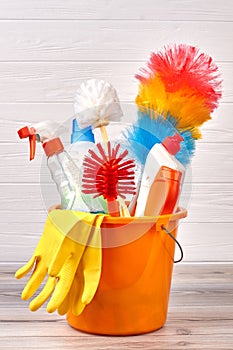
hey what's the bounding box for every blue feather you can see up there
[123,111,195,167]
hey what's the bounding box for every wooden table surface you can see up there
[0,263,232,350]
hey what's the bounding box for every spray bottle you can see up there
[135,133,185,216]
[17,121,89,211]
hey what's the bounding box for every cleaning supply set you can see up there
[15,44,222,335]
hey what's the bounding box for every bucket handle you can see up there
[161,225,183,263]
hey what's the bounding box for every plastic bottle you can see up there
[70,118,94,145]
[144,166,182,216]
[135,133,185,217]
[17,121,89,211]
[66,119,107,213]
[66,119,95,164]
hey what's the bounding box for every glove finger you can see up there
[21,261,47,300]
[59,263,86,316]
[29,276,56,311]
[15,255,36,279]
[72,268,85,316]
[73,298,85,316]
[57,294,70,316]
[47,254,78,313]
[57,278,74,316]
[82,215,102,305]
[81,254,101,305]
[57,271,78,316]
[48,239,70,277]
[48,239,87,277]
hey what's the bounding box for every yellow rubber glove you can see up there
[81,214,103,305]
[57,260,85,316]
[57,214,104,316]
[15,210,99,312]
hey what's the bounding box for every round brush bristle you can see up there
[82,142,136,201]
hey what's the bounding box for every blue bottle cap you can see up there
[71,119,95,144]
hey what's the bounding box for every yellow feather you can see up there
[135,76,211,139]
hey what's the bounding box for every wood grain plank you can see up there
[0,264,232,350]
[178,223,233,262]
[0,20,232,62]
[0,221,233,263]
[0,62,229,103]
[1,142,233,183]
[0,183,232,222]
[3,265,232,308]
[0,102,231,142]
[0,335,232,350]
[0,0,232,21]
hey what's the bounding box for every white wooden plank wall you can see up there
[0,0,232,263]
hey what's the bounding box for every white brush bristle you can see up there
[74,79,123,129]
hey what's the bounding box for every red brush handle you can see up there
[107,200,120,217]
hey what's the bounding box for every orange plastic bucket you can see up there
[67,208,187,335]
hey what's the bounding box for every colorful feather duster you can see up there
[135,44,222,138]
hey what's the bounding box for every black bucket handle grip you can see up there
[161,225,183,263]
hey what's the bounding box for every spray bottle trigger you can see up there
[29,134,36,160]
[17,126,37,161]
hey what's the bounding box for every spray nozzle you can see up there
[18,120,65,161]
[162,133,184,155]
[18,126,37,160]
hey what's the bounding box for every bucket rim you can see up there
[102,207,187,225]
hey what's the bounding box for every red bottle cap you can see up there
[162,133,184,155]
[43,138,64,157]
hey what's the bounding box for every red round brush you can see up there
[82,142,136,216]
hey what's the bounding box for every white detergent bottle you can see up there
[135,133,185,217]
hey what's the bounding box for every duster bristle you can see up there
[136,44,222,112]
[136,76,210,136]
[124,111,195,166]
[135,44,222,139]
